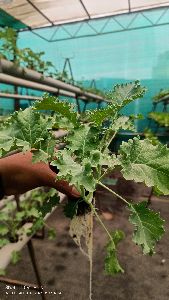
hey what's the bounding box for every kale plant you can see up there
[0,81,168,297]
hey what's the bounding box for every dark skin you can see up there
[0,151,80,198]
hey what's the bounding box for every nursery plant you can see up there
[0,27,18,61]
[0,27,104,97]
[82,85,105,97]
[0,188,58,248]
[0,27,54,75]
[19,48,54,75]
[149,112,169,128]
[0,81,168,299]
[153,88,169,102]
[143,128,160,146]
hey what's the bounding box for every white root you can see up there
[69,211,94,300]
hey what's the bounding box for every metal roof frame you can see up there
[18,6,169,42]
[1,1,169,41]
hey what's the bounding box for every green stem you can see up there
[44,222,52,230]
[98,182,130,206]
[99,166,114,182]
[102,111,118,151]
[107,131,117,148]
[88,202,113,241]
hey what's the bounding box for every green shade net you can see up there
[1,8,169,137]
[0,9,27,29]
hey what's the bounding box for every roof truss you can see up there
[0,1,169,41]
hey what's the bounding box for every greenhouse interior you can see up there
[0,1,169,299]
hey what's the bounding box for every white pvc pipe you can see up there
[0,93,42,101]
[0,73,59,93]
[0,74,76,98]
[0,59,81,94]
[0,74,96,101]
[0,59,105,102]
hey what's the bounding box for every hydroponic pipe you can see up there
[0,93,42,101]
[0,59,105,102]
[0,74,103,103]
[0,74,75,98]
[0,73,58,93]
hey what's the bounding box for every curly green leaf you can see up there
[105,230,125,275]
[34,94,80,126]
[128,201,164,255]
[119,137,169,195]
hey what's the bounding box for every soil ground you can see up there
[0,178,169,300]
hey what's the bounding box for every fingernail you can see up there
[72,186,80,197]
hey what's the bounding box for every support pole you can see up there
[75,95,81,113]
[27,240,46,300]
[82,101,87,113]
[14,88,20,111]
[97,101,101,109]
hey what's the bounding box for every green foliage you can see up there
[35,94,80,127]
[51,149,97,192]
[0,202,20,244]
[11,251,21,264]
[0,238,9,248]
[0,27,104,98]
[0,224,9,236]
[0,27,18,61]
[119,137,169,195]
[111,116,135,132]
[66,124,101,155]
[85,81,145,128]
[39,189,60,217]
[55,70,73,84]
[0,107,55,161]
[105,230,125,275]
[0,268,6,276]
[18,48,54,74]
[144,128,160,146]
[0,82,167,276]
[63,199,79,219]
[48,228,57,240]
[149,112,169,128]
[153,89,169,102]
[153,186,165,196]
[0,189,58,249]
[85,105,116,126]
[107,81,146,108]
[128,202,164,255]
[0,27,55,75]
[28,218,44,236]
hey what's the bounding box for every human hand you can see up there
[0,151,80,198]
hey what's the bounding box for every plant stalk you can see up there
[98,182,130,206]
[107,131,117,148]
[88,202,113,242]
